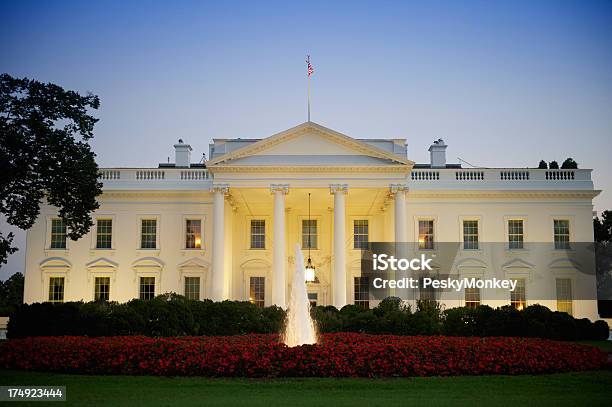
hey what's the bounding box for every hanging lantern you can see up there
[305,192,316,283]
[305,257,316,283]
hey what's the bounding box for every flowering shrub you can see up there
[0,333,606,377]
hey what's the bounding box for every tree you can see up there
[594,210,612,243]
[0,272,24,315]
[549,160,559,169]
[594,210,612,317]
[561,157,578,169]
[0,74,102,265]
[538,160,547,169]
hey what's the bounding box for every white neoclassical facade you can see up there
[23,122,601,319]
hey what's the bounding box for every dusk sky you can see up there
[1,0,611,279]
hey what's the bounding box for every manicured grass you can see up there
[1,370,611,407]
[577,340,612,352]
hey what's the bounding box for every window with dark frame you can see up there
[48,277,64,302]
[418,220,434,250]
[554,219,570,250]
[139,277,155,300]
[249,276,265,308]
[463,220,479,250]
[510,278,526,310]
[302,219,318,249]
[50,219,67,249]
[354,276,369,309]
[250,220,266,249]
[184,276,200,300]
[508,219,524,250]
[94,277,110,301]
[464,282,480,308]
[140,219,157,249]
[96,219,113,249]
[353,219,369,249]
[185,219,202,249]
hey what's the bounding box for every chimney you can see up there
[428,139,447,168]
[174,139,192,167]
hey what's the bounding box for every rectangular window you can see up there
[250,220,266,249]
[508,219,524,250]
[465,281,481,308]
[96,219,113,249]
[249,276,265,308]
[554,220,570,250]
[302,219,318,250]
[94,277,110,302]
[308,292,318,307]
[510,278,526,310]
[48,277,64,302]
[418,220,435,250]
[185,219,202,249]
[463,220,479,250]
[354,277,369,309]
[50,219,67,249]
[353,220,369,249]
[140,219,157,249]
[556,278,573,315]
[184,277,200,300]
[139,277,155,300]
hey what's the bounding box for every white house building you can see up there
[23,122,601,319]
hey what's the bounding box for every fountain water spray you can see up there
[283,244,318,347]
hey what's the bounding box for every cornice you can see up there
[208,165,411,173]
[407,189,600,199]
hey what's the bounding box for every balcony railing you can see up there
[98,168,210,190]
[98,167,592,191]
[408,168,592,190]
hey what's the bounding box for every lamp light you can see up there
[305,192,316,283]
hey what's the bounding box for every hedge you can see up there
[7,294,610,341]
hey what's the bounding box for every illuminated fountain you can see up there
[282,244,318,347]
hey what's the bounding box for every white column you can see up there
[330,184,348,308]
[271,184,289,309]
[211,184,229,301]
[390,184,408,242]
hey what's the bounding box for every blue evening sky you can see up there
[1,0,611,278]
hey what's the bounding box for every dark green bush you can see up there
[6,295,610,342]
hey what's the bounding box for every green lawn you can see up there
[1,370,612,407]
[577,340,612,352]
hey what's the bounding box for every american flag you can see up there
[306,55,314,77]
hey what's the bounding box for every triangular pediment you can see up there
[132,257,165,270]
[177,257,210,270]
[86,258,118,270]
[207,122,413,170]
[40,257,72,270]
[549,258,581,270]
[502,258,535,271]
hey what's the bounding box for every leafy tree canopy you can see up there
[549,160,559,169]
[594,210,612,243]
[0,73,102,265]
[0,272,24,315]
[538,160,548,169]
[561,157,578,169]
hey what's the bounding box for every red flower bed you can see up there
[0,333,606,377]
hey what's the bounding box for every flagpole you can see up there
[307,57,311,122]
[308,73,311,122]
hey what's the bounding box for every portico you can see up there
[205,122,413,309]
